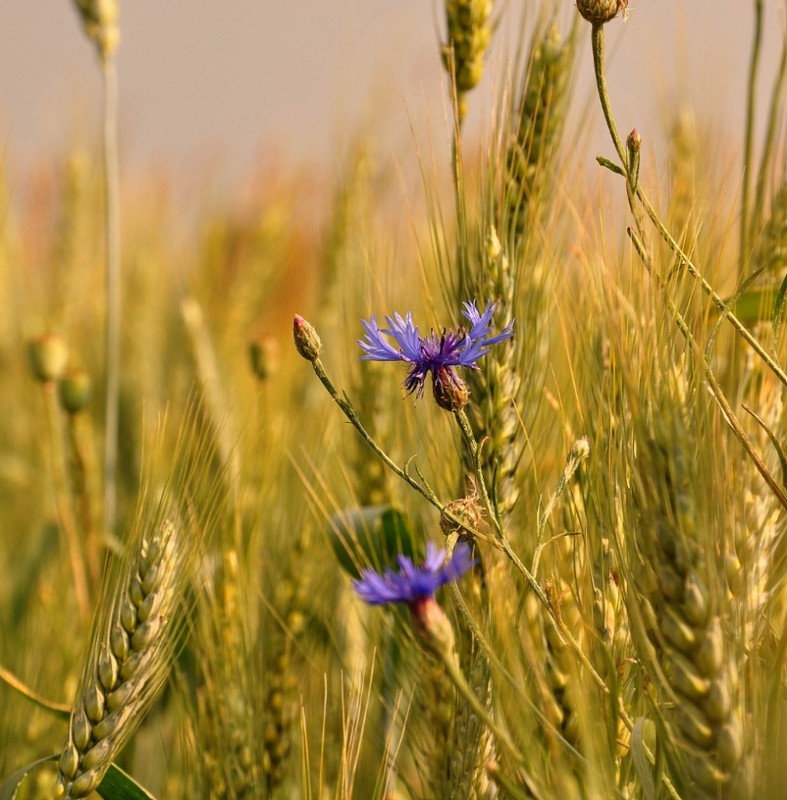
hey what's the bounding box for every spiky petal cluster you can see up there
[358,300,514,404]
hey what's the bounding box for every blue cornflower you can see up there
[358,300,514,408]
[352,542,475,606]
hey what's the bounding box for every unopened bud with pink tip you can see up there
[293,315,322,363]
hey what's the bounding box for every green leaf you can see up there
[0,757,158,800]
[596,155,625,176]
[0,755,57,800]
[329,505,416,579]
[97,764,158,800]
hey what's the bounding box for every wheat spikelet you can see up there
[261,538,309,791]
[459,232,522,527]
[667,109,700,251]
[55,514,188,798]
[730,451,786,652]
[351,360,392,508]
[193,549,259,799]
[503,25,572,246]
[625,406,748,798]
[442,0,493,123]
[71,0,120,60]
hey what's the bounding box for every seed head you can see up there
[576,0,629,24]
[440,492,484,539]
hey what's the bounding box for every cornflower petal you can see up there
[358,316,403,362]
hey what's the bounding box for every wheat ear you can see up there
[55,515,188,798]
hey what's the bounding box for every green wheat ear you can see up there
[624,400,748,798]
[56,513,189,798]
[71,0,120,61]
[503,24,573,248]
[442,0,493,124]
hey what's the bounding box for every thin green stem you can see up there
[43,384,90,623]
[628,226,787,511]
[591,24,626,166]
[102,57,121,540]
[590,18,787,389]
[309,357,440,507]
[741,0,765,270]
[639,187,787,387]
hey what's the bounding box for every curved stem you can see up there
[591,24,626,166]
[309,357,441,508]
[628,226,787,512]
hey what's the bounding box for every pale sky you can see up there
[0,2,784,183]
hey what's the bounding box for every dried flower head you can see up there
[358,300,513,405]
[576,0,628,24]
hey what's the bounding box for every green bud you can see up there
[58,368,92,414]
[248,337,278,380]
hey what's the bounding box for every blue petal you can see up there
[358,316,404,362]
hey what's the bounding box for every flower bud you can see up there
[28,333,68,383]
[576,0,629,24]
[58,368,92,414]
[293,315,322,362]
[409,596,456,658]
[626,129,641,189]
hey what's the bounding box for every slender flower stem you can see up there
[309,357,440,507]
[591,18,787,390]
[741,0,765,271]
[591,24,626,166]
[453,411,610,691]
[628,226,787,512]
[102,57,121,540]
[43,384,90,623]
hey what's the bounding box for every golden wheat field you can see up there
[1,2,786,799]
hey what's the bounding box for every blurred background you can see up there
[1,1,784,190]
